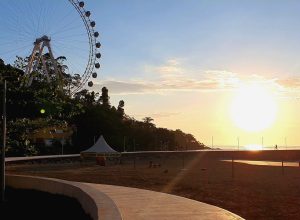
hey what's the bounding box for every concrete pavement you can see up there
[6,155,244,220]
[5,154,80,162]
[86,183,244,220]
[7,175,244,220]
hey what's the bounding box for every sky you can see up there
[1,0,300,148]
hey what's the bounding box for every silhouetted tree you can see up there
[99,86,110,108]
[117,100,125,117]
[142,117,155,128]
[143,117,154,124]
[1,56,207,156]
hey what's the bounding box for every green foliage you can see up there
[0,57,207,156]
[99,86,110,108]
[6,118,64,156]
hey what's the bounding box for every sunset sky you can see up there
[1,0,300,148]
[93,0,300,148]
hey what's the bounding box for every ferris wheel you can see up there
[0,0,101,94]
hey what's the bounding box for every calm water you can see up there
[223,160,300,167]
[218,145,300,151]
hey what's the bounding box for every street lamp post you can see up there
[61,141,64,155]
[1,79,6,202]
[123,136,126,152]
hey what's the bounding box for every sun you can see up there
[230,84,277,132]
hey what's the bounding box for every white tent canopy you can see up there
[81,135,120,157]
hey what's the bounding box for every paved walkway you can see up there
[85,183,244,220]
[5,154,80,162]
[6,155,244,219]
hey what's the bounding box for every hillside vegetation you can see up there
[0,58,207,156]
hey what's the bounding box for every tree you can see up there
[6,118,65,156]
[13,56,28,71]
[99,86,110,108]
[143,117,154,124]
[142,117,155,128]
[117,100,125,117]
[75,89,99,105]
[1,55,208,157]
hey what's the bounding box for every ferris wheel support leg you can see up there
[45,41,63,89]
[33,44,44,71]
[32,43,51,84]
[22,44,39,86]
[28,42,47,87]
[15,0,100,92]
[25,44,39,75]
[41,57,51,83]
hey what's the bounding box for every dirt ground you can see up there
[6,155,300,220]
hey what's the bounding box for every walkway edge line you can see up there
[6,174,122,220]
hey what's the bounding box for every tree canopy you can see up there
[0,57,207,156]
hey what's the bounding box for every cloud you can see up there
[203,70,240,89]
[273,77,300,100]
[276,78,300,89]
[93,58,300,97]
[133,112,181,119]
[93,80,154,95]
[154,59,183,75]
[150,112,180,118]
[94,74,238,95]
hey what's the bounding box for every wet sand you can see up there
[6,153,300,220]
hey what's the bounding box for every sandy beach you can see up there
[6,151,300,220]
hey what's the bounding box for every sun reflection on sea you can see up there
[244,144,263,151]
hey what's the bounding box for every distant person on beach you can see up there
[275,144,278,150]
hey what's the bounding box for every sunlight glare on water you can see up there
[223,160,300,167]
[244,144,263,151]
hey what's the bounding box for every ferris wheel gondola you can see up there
[0,0,101,94]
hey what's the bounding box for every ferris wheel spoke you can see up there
[54,40,88,51]
[48,5,79,36]
[0,39,32,47]
[0,15,30,37]
[0,0,100,91]
[50,24,86,38]
[50,12,78,35]
[36,4,46,37]
[55,47,85,75]
[0,43,32,56]
[50,15,84,37]
[52,39,88,66]
[55,42,90,75]
[55,33,91,41]
[25,2,38,36]
[4,26,33,40]
[0,2,21,23]
[13,2,37,37]
[54,39,90,46]
[8,14,35,38]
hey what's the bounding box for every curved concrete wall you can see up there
[6,175,122,220]
[5,175,244,220]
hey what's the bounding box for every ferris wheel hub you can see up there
[22,34,61,87]
[34,35,51,45]
[2,0,101,93]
